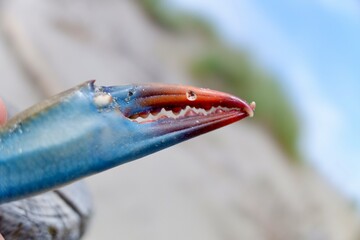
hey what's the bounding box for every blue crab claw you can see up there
[0,81,255,203]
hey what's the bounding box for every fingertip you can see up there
[0,98,8,125]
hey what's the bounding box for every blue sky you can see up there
[169,0,360,201]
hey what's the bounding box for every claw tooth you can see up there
[185,110,197,117]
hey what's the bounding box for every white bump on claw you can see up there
[186,90,197,101]
[94,93,113,107]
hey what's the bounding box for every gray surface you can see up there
[0,0,359,239]
[0,182,92,240]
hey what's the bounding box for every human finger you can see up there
[0,98,7,125]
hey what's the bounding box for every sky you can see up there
[168,0,360,202]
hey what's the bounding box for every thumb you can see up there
[0,98,8,125]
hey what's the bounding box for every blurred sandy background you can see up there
[0,0,359,239]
